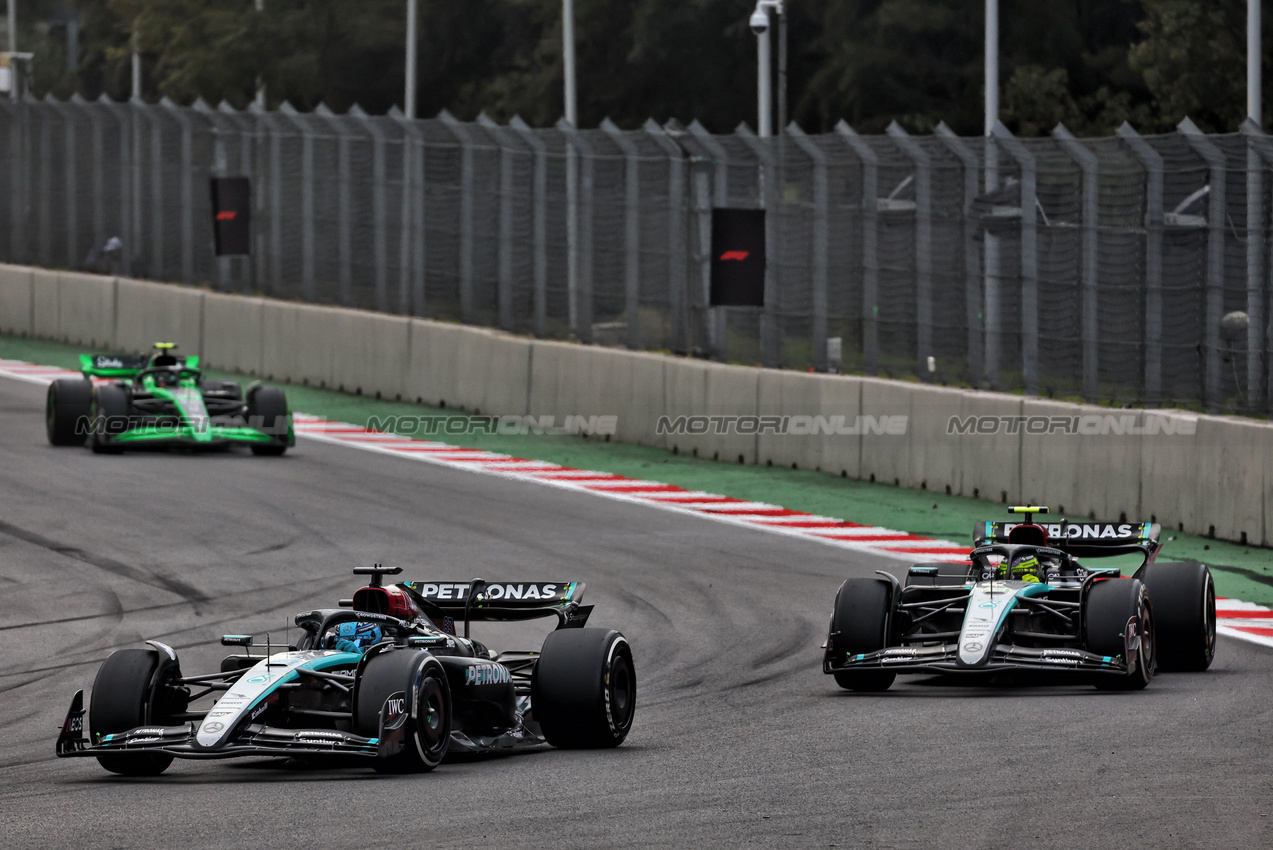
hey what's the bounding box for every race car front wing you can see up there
[824,643,1130,676]
[56,689,408,761]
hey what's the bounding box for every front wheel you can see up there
[354,649,451,773]
[1086,579,1155,691]
[46,378,93,446]
[89,649,181,776]
[89,384,130,455]
[1139,561,1215,672]
[827,578,896,692]
[247,385,290,456]
[533,629,635,749]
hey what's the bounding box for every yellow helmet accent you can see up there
[1009,506,1049,514]
[153,342,176,350]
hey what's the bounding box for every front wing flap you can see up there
[825,644,1130,676]
[55,689,387,761]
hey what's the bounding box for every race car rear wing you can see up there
[400,580,590,628]
[79,353,201,379]
[974,520,1161,559]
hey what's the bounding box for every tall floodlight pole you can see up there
[131,33,142,101]
[751,1,784,137]
[563,0,577,126]
[1251,0,1262,124]
[983,0,1000,388]
[256,0,265,109]
[7,0,16,101]
[405,0,418,119]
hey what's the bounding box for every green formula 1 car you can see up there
[45,343,294,455]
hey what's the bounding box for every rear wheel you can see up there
[1139,561,1215,672]
[354,649,451,773]
[46,378,93,446]
[89,649,179,776]
[247,386,290,456]
[827,579,896,692]
[533,629,636,748]
[89,384,129,454]
[1086,579,1155,690]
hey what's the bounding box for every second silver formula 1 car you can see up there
[823,507,1216,691]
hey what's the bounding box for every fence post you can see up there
[194,99,229,291]
[161,98,196,285]
[392,106,427,316]
[36,99,53,268]
[835,121,879,374]
[315,104,353,306]
[479,113,524,331]
[688,120,729,359]
[736,123,780,367]
[934,123,983,387]
[352,105,389,312]
[7,98,25,264]
[440,110,476,324]
[1241,118,1273,415]
[886,121,933,381]
[644,119,689,354]
[1052,123,1100,404]
[49,97,79,269]
[558,118,595,343]
[991,121,1039,396]
[601,118,643,349]
[277,102,315,301]
[787,123,828,372]
[81,95,106,264]
[509,116,548,337]
[1116,123,1163,406]
[1179,117,1226,414]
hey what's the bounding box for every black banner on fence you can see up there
[210,177,251,256]
[709,208,766,307]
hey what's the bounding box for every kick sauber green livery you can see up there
[45,343,294,455]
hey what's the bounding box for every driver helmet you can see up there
[1009,553,1043,583]
[326,621,383,653]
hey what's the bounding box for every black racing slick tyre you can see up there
[1139,561,1216,672]
[89,649,176,776]
[247,385,289,456]
[1086,579,1155,691]
[89,383,129,454]
[532,629,635,749]
[46,378,92,446]
[827,579,896,692]
[354,650,451,773]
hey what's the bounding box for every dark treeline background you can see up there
[17,0,1271,135]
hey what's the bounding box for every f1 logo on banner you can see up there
[710,209,765,307]
[210,177,251,256]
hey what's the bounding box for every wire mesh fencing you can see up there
[1,94,1271,415]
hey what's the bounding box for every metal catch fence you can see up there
[1,94,1270,415]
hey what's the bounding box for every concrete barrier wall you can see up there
[202,292,264,376]
[32,269,59,340]
[5,262,1272,546]
[115,279,204,357]
[57,273,115,348]
[0,265,32,335]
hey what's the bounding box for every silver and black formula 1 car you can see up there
[45,342,293,455]
[57,567,635,775]
[823,507,1216,692]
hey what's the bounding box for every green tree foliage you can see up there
[1129,0,1268,132]
[21,1,1272,136]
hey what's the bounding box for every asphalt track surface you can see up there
[2,375,1271,850]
